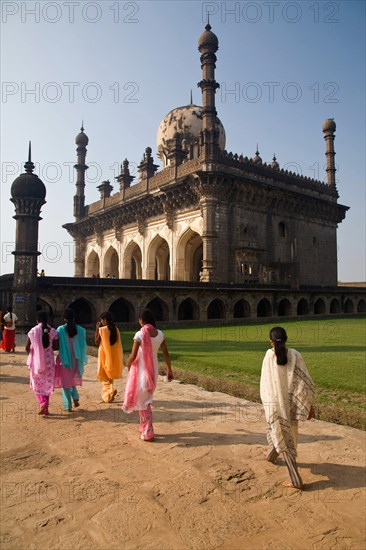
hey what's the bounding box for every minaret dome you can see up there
[11,142,46,200]
[75,124,89,146]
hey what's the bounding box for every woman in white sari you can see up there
[260,326,315,489]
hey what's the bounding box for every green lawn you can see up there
[120,317,366,428]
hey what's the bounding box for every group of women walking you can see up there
[25,308,173,442]
[12,304,314,488]
[26,308,87,415]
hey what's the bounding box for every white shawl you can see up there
[260,348,314,457]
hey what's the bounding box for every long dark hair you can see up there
[7,305,12,321]
[139,309,156,327]
[270,326,288,365]
[64,308,77,337]
[100,311,117,346]
[37,310,50,349]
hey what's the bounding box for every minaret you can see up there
[322,118,336,188]
[74,123,89,220]
[197,23,220,161]
[10,143,46,327]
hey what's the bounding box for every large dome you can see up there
[157,104,226,167]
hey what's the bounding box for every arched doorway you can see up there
[357,299,366,313]
[176,229,203,281]
[178,298,199,320]
[257,298,272,317]
[104,246,119,278]
[207,299,225,319]
[86,250,100,277]
[146,297,169,321]
[233,299,251,318]
[278,299,291,317]
[123,241,142,279]
[330,298,340,314]
[344,299,354,313]
[297,298,309,315]
[109,298,135,323]
[68,298,94,324]
[314,298,325,314]
[147,236,170,280]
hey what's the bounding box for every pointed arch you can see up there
[314,298,325,314]
[146,236,170,280]
[176,229,203,281]
[357,299,366,313]
[278,298,291,317]
[86,250,100,277]
[297,298,309,315]
[109,298,135,323]
[123,241,142,279]
[344,298,354,313]
[67,297,95,324]
[36,299,54,325]
[104,246,119,278]
[233,299,251,318]
[207,298,225,319]
[257,298,272,318]
[146,297,169,321]
[178,298,200,320]
[330,298,340,314]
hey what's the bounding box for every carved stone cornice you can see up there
[194,173,234,202]
[233,180,348,224]
[63,162,348,242]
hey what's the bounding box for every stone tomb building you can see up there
[64,24,348,293]
[4,25,364,328]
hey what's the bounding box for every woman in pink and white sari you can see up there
[122,309,172,441]
[26,311,58,416]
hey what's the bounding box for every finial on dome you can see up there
[75,123,89,146]
[24,141,35,174]
[253,145,262,165]
[190,89,193,104]
[206,13,211,30]
[271,154,279,170]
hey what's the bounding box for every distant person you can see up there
[54,308,87,412]
[1,306,18,353]
[25,311,58,416]
[260,326,315,490]
[95,311,123,403]
[122,309,172,441]
[40,269,45,277]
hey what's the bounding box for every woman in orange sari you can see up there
[95,311,123,403]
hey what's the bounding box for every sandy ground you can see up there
[0,342,365,550]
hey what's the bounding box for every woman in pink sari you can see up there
[25,310,58,416]
[122,309,172,441]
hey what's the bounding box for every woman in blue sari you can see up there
[54,308,88,412]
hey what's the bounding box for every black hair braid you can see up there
[37,310,50,349]
[100,311,117,345]
[269,326,288,366]
[63,308,78,337]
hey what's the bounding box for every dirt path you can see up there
[1,349,365,549]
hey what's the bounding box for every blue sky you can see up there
[1,0,365,280]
